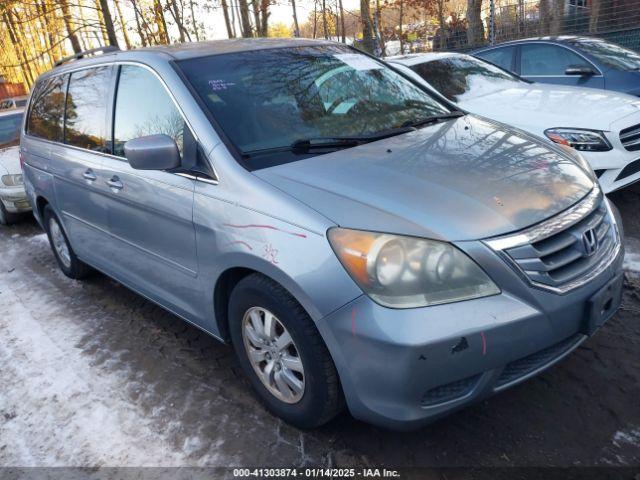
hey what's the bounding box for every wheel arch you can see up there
[212,255,324,343]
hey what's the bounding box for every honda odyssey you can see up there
[21,39,624,430]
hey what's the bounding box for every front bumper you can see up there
[316,236,624,430]
[0,185,31,213]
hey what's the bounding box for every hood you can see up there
[458,82,640,131]
[0,146,20,176]
[255,115,594,241]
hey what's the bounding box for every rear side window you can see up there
[476,46,515,71]
[27,75,67,141]
[64,66,112,152]
[113,65,185,157]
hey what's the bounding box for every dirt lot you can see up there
[1,185,639,470]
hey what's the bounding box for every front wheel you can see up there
[229,273,343,428]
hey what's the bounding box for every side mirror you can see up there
[123,134,181,171]
[565,65,596,76]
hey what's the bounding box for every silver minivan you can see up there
[21,39,624,430]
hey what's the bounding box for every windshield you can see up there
[410,55,525,102]
[178,45,453,169]
[0,112,22,149]
[569,39,640,71]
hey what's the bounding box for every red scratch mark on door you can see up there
[480,332,487,355]
[223,223,307,238]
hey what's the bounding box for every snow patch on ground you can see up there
[0,239,217,467]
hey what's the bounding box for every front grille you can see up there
[620,123,640,151]
[615,158,640,182]
[486,188,619,293]
[421,374,481,407]
[495,334,583,388]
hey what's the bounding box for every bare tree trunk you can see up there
[97,0,121,47]
[550,0,564,35]
[4,11,35,86]
[230,0,238,37]
[259,0,269,36]
[238,0,253,37]
[338,0,346,42]
[131,0,149,46]
[167,0,189,42]
[251,0,261,35]
[153,0,171,44]
[465,0,484,48]
[360,0,375,53]
[539,0,550,35]
[398,0,404,53]
[113,0,132,48]
[322,0,328,38]
[59,0,82,53]
[312,0,318,38]
[292,0,300,36]
[589,0,600,32]
[189,0,201,40]
[374,0,385,55]
[221,0,235,38]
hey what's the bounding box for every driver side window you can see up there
[521,44,592,75]
[113,65,185,158]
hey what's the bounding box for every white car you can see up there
[0,107,30,224]
[388,52,640,193]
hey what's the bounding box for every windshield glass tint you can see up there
[0,113,23,149]
[410,56,523,102]
[178,45,451,169]
[571,40,640,71]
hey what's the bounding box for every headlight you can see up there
[545,128,612,152]
[556,144,596,178]
[328,228,500,308]
[1,174,23,186]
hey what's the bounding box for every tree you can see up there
[291,0,300,36]
[465,0,484,47]
[269,22,293,37]
[220,0,235,38]
[360,0,376,52]
[97,0,121,47]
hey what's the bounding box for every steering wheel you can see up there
[327,96,359,115]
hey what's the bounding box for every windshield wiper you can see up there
[242,126,417,158]
[291,126,417,151]
[403,111,465,129]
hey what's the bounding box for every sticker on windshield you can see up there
[208,79,236,91]
[334,53,383,71]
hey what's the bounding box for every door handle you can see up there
[82,169,97,181]
[107,176,123,190]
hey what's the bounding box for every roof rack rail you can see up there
[54,46,120,67]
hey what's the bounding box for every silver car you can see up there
[0,107,30,224]
[21,39,624,430]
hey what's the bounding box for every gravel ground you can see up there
[1,185,639,469]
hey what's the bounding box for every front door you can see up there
[99,64,200,321]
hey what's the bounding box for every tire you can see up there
[229,273,343,428]
[0,202,20,225]
[43,205,92,279]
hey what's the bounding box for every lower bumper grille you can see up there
[615,158,640,182]
[421,374,481,407]
[495,334,583,388]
